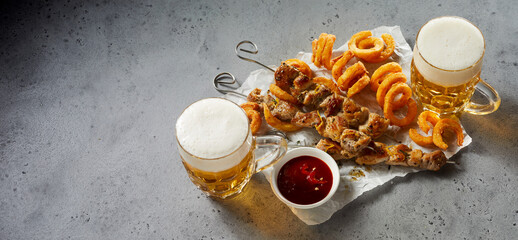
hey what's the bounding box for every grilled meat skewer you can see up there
[315,140,447,171]
[247,62,448,171]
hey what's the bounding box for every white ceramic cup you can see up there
[270,147,340,209]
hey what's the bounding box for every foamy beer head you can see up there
[413,16,485,87]
[176,98,252,172]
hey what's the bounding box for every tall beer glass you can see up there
[176,98,287,199]
[411,16,500,116]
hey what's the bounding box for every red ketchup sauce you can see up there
[277,155,333,205]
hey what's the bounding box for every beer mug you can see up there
[411,16,501,116]
[175,98,287,199]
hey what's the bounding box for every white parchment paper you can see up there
[224,26,471,225]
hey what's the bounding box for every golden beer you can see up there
[411,60,480,115]
[176,98,286,199]
[180,140,256,198]
[411,16,500,115]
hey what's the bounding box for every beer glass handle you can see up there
[464,79,501,115]
[254,135,288,173]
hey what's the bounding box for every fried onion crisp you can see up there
[313,33,327,68]
[360,34,395,63]
[376,72,407,108]
[357,37,383,49]
[284,59,312,78]
[331,50,354,81]
[409,128,434,146]
[409,111,440,147]
[370,62,403,91]
[347,74,370,98]
[241,102,262,135]
[313,77,341,95]
[262,103,302,132]
[240,102,260,112]
[348,31,395,63]
[432,118,464,150]
[312,33,336,70]
[417,111,440,134]
[269,83,299,105]
[348,31,384,60]
[322,34,336,70]
[337,62,368,91]
[383,82,417,127]
[244,109,261,135]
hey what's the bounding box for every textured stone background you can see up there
[1,0,517,239]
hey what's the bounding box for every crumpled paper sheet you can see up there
[224,26,472,225]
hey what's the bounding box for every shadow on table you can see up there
[206,99,517,237]
[460,96,518,171]
[207,160,461,238]
[209,175,323,238]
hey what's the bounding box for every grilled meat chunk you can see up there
[293,74,313,92]
[274,63,314,101]
[274,63,301,91]
[339,129,372,159]
[316,115,348,142]
[316,138,341,153]
[300,85,332,108]
[275,63,313,93]
[271,100,299,121]
[359,113,390,139]
[247,88,275,111]
[386,144,415,166]
[342,97,369,128]
[355,141,389,165]
[421,151,447,171]
[316,138,346,159]
[291,111,322,128]
[319,94,345,117]
[385,144,447,171]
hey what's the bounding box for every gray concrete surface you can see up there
[1,0,517,239]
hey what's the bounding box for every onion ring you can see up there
[322,34,336,70]
[311,39,317,62]
[347,74,370,98]
[284,59,312,78]
[432,118,464,150]
[240,102,260,112]
[361,34,396,63]
[337,61,368,91]
[357,37,384,50]
[313,77,341,95]
[262,103,302,132]
[312,33,336,70]
[313,33,327,68]
[314,34,326,68]
[244,109,261,135]
[269,83,299,105]
[417,111,440,134]
[409,111,440,146]
[331,50,354,81]
[348,31,384,60]
[370,62,403,91]
[383,83,417,127]
[409,128,434,146]
[330,54,341,67]
[376,72,407,108]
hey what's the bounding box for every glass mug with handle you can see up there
[175,98,287,199]
[411,16,501,116]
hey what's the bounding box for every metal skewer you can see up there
[235,40,276,72]
[213,74,290,141]
[214,41,277,97]
[218,41,458,168]
[213,72,246,98]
